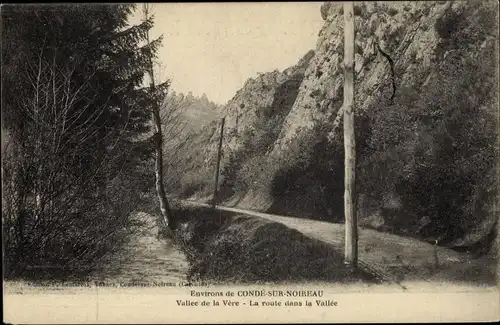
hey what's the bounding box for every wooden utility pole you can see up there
[143,4,175,230]
[212,117,225,208]
[343,1,358,268]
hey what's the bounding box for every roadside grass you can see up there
[261,215,497,286]
[171,206,377,284]
[173,204,497,286]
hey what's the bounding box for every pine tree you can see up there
[2,4,161,276]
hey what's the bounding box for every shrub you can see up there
[179,170,213,198]
[2,142,149,279]
[360,27,497,249]
[388,8,399,16]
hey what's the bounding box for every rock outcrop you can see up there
[178,1,498,255]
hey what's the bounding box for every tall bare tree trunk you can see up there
[343,1,358,268]
[212,117,225,207]
[143,4,175,230]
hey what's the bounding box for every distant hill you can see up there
[164,91,222,134]
[159,91,222,192]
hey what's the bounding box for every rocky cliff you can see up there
[177,1,498,255]
[241,1,497,205]
[175,49,315,200]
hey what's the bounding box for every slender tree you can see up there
[212,117,226,207]
[343,1,358,268]
[142,4,176,230]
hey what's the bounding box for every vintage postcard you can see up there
[2,1,499,323]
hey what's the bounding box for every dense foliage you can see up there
[2,4,164,278]
[359,6,497,249]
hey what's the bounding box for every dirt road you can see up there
[179,201,495,288]
[95,212,190,285]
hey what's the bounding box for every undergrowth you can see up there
[170,206,376,284]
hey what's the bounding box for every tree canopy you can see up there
[2,4,168,277]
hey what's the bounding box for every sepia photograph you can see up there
[2,1,499,323]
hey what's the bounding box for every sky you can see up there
[130,2,324,104]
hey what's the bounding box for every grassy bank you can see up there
[169,205,376,284]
